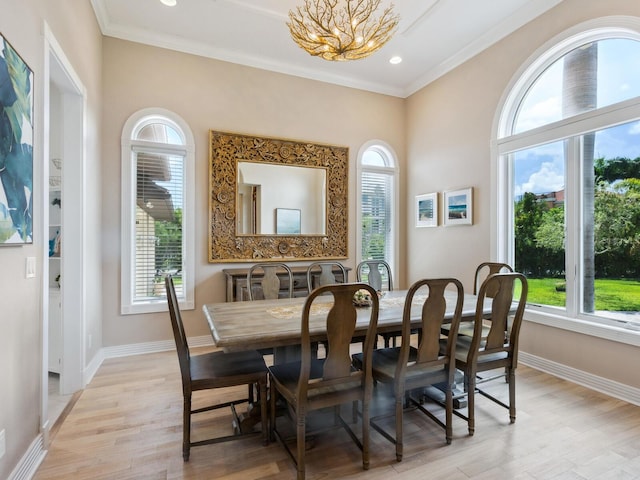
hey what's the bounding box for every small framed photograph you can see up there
[275,208,301,234]
[443,187,473,226]
[416,193,438,227]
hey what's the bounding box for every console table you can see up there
[222,265,350,302]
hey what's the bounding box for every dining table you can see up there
[202,288,488,432]
[202,288,485,359]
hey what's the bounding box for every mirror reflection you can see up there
[236,162,327,235]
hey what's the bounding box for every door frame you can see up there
[41,23,86,435]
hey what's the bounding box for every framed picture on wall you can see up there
[276,208,301,234]
[0,33,34,244]
[443,187,473,226]
[415,192,438,227]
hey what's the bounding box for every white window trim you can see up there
[491,17,640,346]
[121,108,195,314]
[356,140,400,282]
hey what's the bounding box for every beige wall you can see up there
[0,0,102,478]
[100,38,407,347]
[406,0,640,388]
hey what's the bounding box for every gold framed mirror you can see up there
[208,131,348,262]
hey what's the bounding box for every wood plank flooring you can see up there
[34,347,640,480]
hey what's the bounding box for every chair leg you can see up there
[183,394,191,461]
[297,414,306,480]
[259,379,268,445]
[444,380,453,445]
[395,394,403,462]
[508,367,516,424]
[466,373,476,436]
[269,383,277,442]
[362,398,370,470]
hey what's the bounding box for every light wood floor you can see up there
[35,347,640,480]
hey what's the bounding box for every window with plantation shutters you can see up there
[121,109,195,314]
[358,144,398,283]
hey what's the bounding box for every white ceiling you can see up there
[90,0,563,98]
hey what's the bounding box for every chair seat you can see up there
[450,336,510,368]
[269,359,363,406]
[190,350,268,391]
[354,347,450,386]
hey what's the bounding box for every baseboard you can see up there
[101,335,214,359]
[8,434,46,480]
[83,347,105,386]
[520,351,640,406]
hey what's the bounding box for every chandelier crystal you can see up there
[287,0,400,61]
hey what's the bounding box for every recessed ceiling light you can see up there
[160,0,177,6]
[389,56,402,65]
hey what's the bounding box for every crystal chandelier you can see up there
[287,0,400,61]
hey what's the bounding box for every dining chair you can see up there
[356,259,405,348]
[246,263,294,357]
[356,260,393,292]
[445,262,515,340]
[268,283,379,480]
[165,275,268,461]
[246,262,294,300]
[474,261,514,296]
[353,278,463,461]
[448,272,528,436]
[305,261,347,293]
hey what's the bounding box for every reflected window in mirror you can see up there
[357,141,398,285]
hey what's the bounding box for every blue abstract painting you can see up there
[0,33,33,244]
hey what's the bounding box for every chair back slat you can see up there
[396,278,463,385]
[298,283,379,398]
[471,272,528,363]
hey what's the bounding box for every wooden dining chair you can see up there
[306,261,347,293]
[474,261,514,296]
[246,262,294,300]
[165,275,268,461]
[356,260,393,292]
[357,259,408,348]
[448,272,528,436]
[268,283,379,480]
[246,263,294,357]
[445,262,515,340]
[353,278,463,461]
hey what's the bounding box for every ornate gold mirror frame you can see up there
[208,130,348,262]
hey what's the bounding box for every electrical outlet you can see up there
[0,429,6,459]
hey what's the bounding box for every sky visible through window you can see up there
[514,38,640,195]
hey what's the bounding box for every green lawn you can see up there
[524,277,640,311]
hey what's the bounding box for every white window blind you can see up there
[134,149,184,301]
[361,170,392,261]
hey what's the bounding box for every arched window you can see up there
[121,108,195,314]
[357,141,399,281]
[495,19,640,330]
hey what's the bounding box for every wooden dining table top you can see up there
[202,289,483,352]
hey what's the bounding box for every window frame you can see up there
[492,18,640,347]
[356,140,399,283]
[121,108,195,315]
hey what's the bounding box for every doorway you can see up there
[43,28,86,432]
